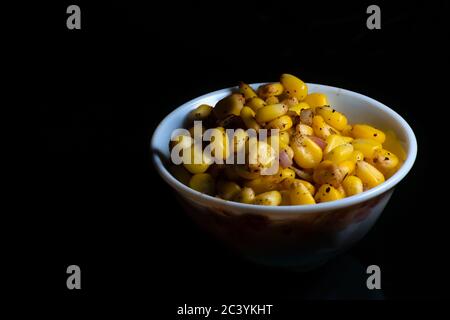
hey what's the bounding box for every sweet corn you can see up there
[341,124,353,137]
[244,168,294,194]
[312,115,340,140]
[288,182,316,205]
[324,134,353,154]
[351,139,382,159]
[313,160,345,188]
[369,148,399,177]
[257,82,284,99]
[315,106,348,131]
[208,127,230,160]
[383,130,407,161]
[342,175,363,196]
[281,178,315,195]
[217,180,242,200]
[279,131,290,148]
[314,184,343,203]
[281,96,299,108]
[254,190,282,206]
[355,160,385,189]
[266,115,293,131]
[213,93,245,119]
[288,102,310,117]
[349,150,364,162]
[233,187,255,204]
[240,106,261,131]
[189,104,213,121]
[233,165,260,180]
[265,96,279,105]
[352,124,386,143]
[230,128,248,154]
[297,123,314,136]
[189,173,215,195]
[290,133,323,169]
[303,93,328,108]
[239,82,257,100]
[255,103,288,124]
[280,190,291,205]
[183,145,211,174]
[246,97,266,111]
[338,160,356,177]
[280,73,308,100]
[324,143,354,163]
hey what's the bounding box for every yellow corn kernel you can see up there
[383,130,407,161]
[280,74,308,100]
[350,150,364,162]
[257,82,284,99]
[233,187,256,204]
[342,175,363,196]
[288,102,310,116]
[290,133,323,169]
[297,123,314,136]
[288,182,316,205]
[233,165,260,180]
[312,115,340,139]
[208,127,230,160]
[246,97,266,111]
[170,134,193,151]
[217,180,242,200]
[213,93,245,119]
[314,184,343,203]
[240,106,261,131]
[281,178,315,195]
[338,160,356,177]
[315,106,348,131]
[188,125,205,139]
[324,134,353,154]
[369,148,400,177]
[239,82,257,100]
[324,143,354,163]
[337,184,346,198]
[281,96,299,108]
[189,104,213,121]
[255,103,288,124]
[280,190,291,205]
[279,131,290,148]
[351,139,382,159]
[189,173,215,195]
[169,165,192,185]
[351,124,386,143]
[229,128,248,154]
[313,160,345,187]
[265,96,279,105]
[303,92,328,108]
[183,145,211,174]
[244,168,293,194]
[254,190,282,206]
[266,115,293,131]
[341,124,353,137]
[355,160,385,189]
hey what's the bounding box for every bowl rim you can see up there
[151,82,417,213]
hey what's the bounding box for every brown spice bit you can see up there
[326,187,331,193]
[374,133,378,137]
[332,109,336,113]
[385,157,389,161]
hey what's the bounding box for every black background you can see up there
[10,0,450,316]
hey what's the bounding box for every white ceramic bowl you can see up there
[151,83,417,269]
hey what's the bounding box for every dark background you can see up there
[11,0,450,316]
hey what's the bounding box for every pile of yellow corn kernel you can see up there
[169,74,406,206]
